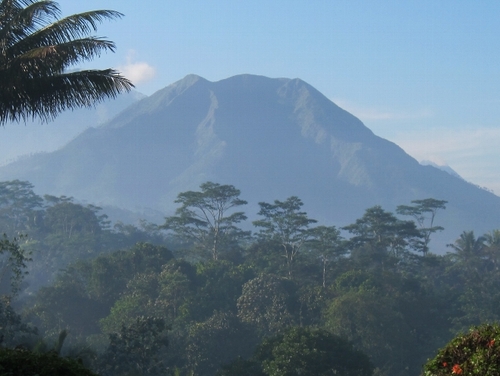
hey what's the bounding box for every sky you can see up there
[30,1,500,193]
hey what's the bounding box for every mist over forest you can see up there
[1,178,500,375]
[4,0,500,374]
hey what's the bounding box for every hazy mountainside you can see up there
[0,74,498,249]
[420,160,463,180]
[0,90,145,166]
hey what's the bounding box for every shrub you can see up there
[423,323,500,376]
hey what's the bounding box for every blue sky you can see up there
[57,1,500,193]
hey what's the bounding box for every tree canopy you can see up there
[4,179,500,376]
[253,196,317,277]
[162,182,249,260]
[0,0,133,124]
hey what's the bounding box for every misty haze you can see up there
[2,1,500,376]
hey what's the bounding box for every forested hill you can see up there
[3,180,500,376]
[0,74,498,250]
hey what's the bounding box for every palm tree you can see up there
[484,229,500,271]
[0,0,134,124]
[447,230,485,262]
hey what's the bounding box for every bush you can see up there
[423,323,500,376]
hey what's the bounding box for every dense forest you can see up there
[1,180,500,376]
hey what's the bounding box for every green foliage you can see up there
[237,274,298,337]
[0,0,133,124]
[38,198,111,279]
[325,288,414,375]
[0,234,31,296]
[254,327,373,376]
[96,316,169,376]
[156,262,193,323]
[162,182,249,261]
[397,198,447,254]
[188,260,254,321]
[44,200,107,238]
[0,180,43,236]
[216,357,265,376]
[5,186,499,376]
[306,225,345,287]
[28,243,174,338]
[0,296,37,347]
[253,196,317,277]
[0,186,171,292]
[447,231,486,266]
[28,270,108,338]
[0,347,97,375]
[100,288,153,334]
[325,269,451,376]
[445,231,500,331]
[186,311,258,376]
[423,323,500,376]
[344,205,422,258]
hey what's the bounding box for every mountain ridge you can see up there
[0,74,498,250]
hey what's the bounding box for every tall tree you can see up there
[0,234,30,297]
[253,196,317,278]
[306,225,345,288]
[343,206,422,259]
[0,180,43,236]
[446,231,498,330]
[397,198,447,254]
[0,0,133,124]
[447,230,486,267]
[162,182,249,261]
[483,229,500,271]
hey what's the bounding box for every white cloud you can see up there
[118,50,156,85]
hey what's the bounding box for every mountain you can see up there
[0,90,146,166]
[0,74,498,250]
[420,160,463,180]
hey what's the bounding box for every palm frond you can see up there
[3,9,122,59]
[0,69,134,123]
[0,1,59,46]
[0,1,133,124]
[5,37,115,74]
[28,10,123,45]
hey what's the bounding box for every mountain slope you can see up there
[0,74,498,249]
[0,90,145,166]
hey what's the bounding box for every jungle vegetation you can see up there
[1,180,500,375]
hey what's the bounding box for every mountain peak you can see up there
[0,74,498,251]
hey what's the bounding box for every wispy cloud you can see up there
[118,50,156,85]
[394,127,500,159]
[391,127,500,194]
[331,98,433,121]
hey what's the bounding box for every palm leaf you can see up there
[0,69,133,123]
[0,1,59,45]
[5,37,116,74]
[0,0,133,124]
